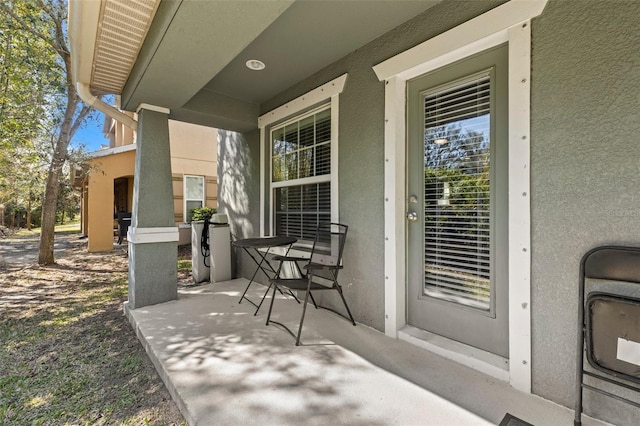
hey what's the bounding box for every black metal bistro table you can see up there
[232,236,297,315]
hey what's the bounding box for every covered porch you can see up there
[124,278,603,426]
[68,0,640,424]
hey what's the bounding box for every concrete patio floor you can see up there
[124,278,607,426]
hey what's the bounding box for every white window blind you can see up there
[271,107,331,240]
[274,182,331,241]
[184,175,205,223]
[423,71,492,310]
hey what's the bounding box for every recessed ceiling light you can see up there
[246,59,266,71]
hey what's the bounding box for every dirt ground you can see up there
[0,232,190,425]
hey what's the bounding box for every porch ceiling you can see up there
[200,0,442,106]
[90,0,441,132]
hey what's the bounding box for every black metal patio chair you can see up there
[116,212,131,245]
[266,223,356,345]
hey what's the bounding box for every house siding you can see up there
[531,0,640,423]
[218,0,640,422]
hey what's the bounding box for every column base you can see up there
[128,240,178,309]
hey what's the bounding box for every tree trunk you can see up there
[26,196,32,230]
[39,164,61,264]
[38,85,78,264]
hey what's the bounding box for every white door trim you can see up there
[373,0,547,393]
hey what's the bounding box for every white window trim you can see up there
[183,174,205,223]
[372,0,548,393]
[259,74,347,237]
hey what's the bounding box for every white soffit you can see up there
[91,0,160,94]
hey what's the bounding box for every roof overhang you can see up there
[69,0,160,95]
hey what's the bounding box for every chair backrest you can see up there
[117,212,132,224]
[309,223,348,269]
[582,246,640,284]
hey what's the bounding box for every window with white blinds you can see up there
[184,175,205,223]
[271,106,332,241]
[422,70,492,310]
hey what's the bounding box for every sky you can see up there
[70,94,117,153]
[71,117,107,152]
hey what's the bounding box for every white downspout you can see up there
[69,0,137,131]
[76,82,137,130]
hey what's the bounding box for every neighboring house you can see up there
[68,0,640,424]
[78,111,217,252]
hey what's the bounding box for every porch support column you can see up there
[127,105,178,309]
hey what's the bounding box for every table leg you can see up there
[238,247,267,307]
[237,242,301,314]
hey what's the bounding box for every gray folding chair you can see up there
[574,245,640,425]
[266,223,355,345]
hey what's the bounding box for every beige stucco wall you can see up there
[169,120,217,176]
[86,150,135,252]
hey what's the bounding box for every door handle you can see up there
[406,211,418,222]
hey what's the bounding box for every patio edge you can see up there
[123,301,196,426]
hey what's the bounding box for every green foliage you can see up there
[425,168,489,212]
[190,206,217,222]
[55,176,79,224]
[0,1,59,149]
[177,259,192,272]
[424,121,490,220]
[0,1,60,228]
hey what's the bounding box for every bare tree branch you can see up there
[69,103,93,140]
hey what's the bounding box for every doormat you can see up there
[499,413,533,426]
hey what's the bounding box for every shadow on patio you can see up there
[124,279,604,426]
